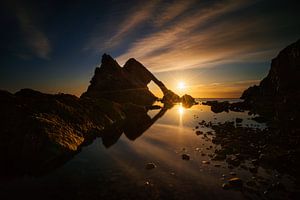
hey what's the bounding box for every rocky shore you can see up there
[0,54,196,177]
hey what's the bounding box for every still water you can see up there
[0,99,296,200]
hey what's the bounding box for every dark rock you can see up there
[201,160,210,164]
[228,177,243,187]
[0,89,125,175]
[241,39,300,122]
[145,162,157,170]
[81,54,159,105]
[182,154,190,160]
[181,94,197,108]
[236,118,243,123]
[222,183,231,190]
[195,130,203,135]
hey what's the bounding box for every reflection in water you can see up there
[178,103,184,128]
[101,105,169,148]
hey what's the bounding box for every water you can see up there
[0,99,296,200]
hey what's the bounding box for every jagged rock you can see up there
[241,39,300,121]
[82,54,196,106]
[81,54,158,105]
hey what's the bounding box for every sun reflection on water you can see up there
[178,103,184,128]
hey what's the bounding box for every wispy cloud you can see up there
[153,0,195,27]
[15,6,51,59]
[85,0,159,52]
[115,0,281,72]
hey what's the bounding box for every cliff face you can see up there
[241,39,300,120]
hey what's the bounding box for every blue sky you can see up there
[1,0,300,97]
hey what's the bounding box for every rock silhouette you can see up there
[241,39,300,121]
[82,54,196,105]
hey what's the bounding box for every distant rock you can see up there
[181,94,197,108]
[203,100,245,113]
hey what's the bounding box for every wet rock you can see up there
[226,157,241,167]
[228,177,243,187]
[182,154,190,160]
[212,153,226,161]
[235,118,243,123]
[202,160,210,164]
[246,180,256,187]
[195,130,203,135]
[145,162,156,170]
[249,166,258,173]
[222,183,231,190]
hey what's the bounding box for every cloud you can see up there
[152,0,195,27]
[16,5,51,59]
[115,0,281,72]
[85,0,159,52]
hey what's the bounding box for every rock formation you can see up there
[241,39,300,121]
[81,54,195,106]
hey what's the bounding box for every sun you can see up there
[177,81,186,90]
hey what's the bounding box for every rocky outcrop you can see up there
[241,39,300,120]
[82,54,157,105]
[81,54,195,105]
[0,89,125,175]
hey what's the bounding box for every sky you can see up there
[1,0,300,98]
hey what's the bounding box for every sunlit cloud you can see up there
[115,0,279,72]
[16,6,51,59]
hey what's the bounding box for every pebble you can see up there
[182,154,190,160]
[145,162,156,170]
[228,177,243,187]
[202,160,210,164]
[196,130,203,135]
[222,183,231,190]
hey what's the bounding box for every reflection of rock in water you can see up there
[101,105,168,148]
